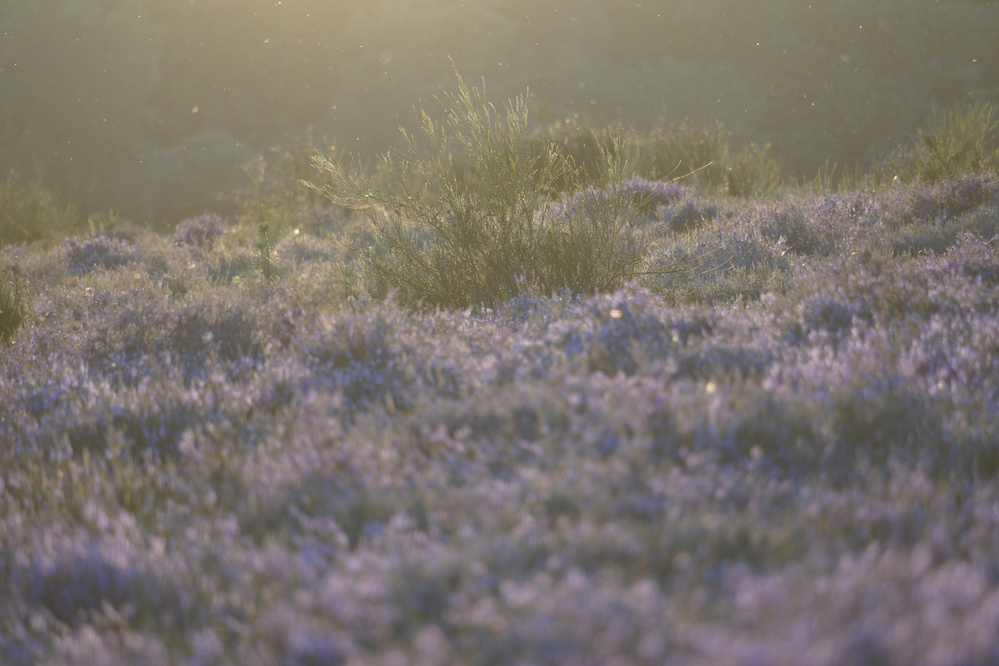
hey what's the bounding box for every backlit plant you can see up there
[0,269,27,343]
[306,75,654,309]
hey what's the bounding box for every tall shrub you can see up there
[306,75,650,309]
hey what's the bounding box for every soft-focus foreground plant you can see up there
[872,101,999,185]
[306,75,652,309]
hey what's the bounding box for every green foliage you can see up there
[0,169,79,246]
[535,119,784,199]
[232,134,333,233]
[0,270,27,343]
[306,75,651,309]
[633,122,784,199]
[798,161,869,196]
[724,142,785,198]
[526,121,619,194]
[631,120,732,189]
[871,102,999,185]
[4,0,998,222]
[255,223,279,282]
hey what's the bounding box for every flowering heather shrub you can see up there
[62,235,135,275]
[877,173,999,230]
[608,176,689,215]
[646,217,793,303]
[552,177,718,234]
[732,198,827,256]
[273,231,337,266]
[171,213,227,250]
[293,300,424,415]
[3,181,999,663]
[787,235,999,341]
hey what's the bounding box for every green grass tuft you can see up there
[255,223,279,282]
[0,269,28,343]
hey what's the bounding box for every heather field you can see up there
[5,1,999,662]
[3,164,999,663]
[3,70,999,663]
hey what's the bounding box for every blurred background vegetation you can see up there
[1,0,997,232]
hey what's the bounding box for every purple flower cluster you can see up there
[2,177,999,663]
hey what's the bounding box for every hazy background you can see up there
[2,0,997,227]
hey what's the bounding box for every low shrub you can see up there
[724,141,785,198]
[870,101,999,185]
[172,213,227,250]
[536,118,786,199]
[630,120,732,189]
[646,219,793,304]
[62,236,134,275]
[624,120,784,198]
